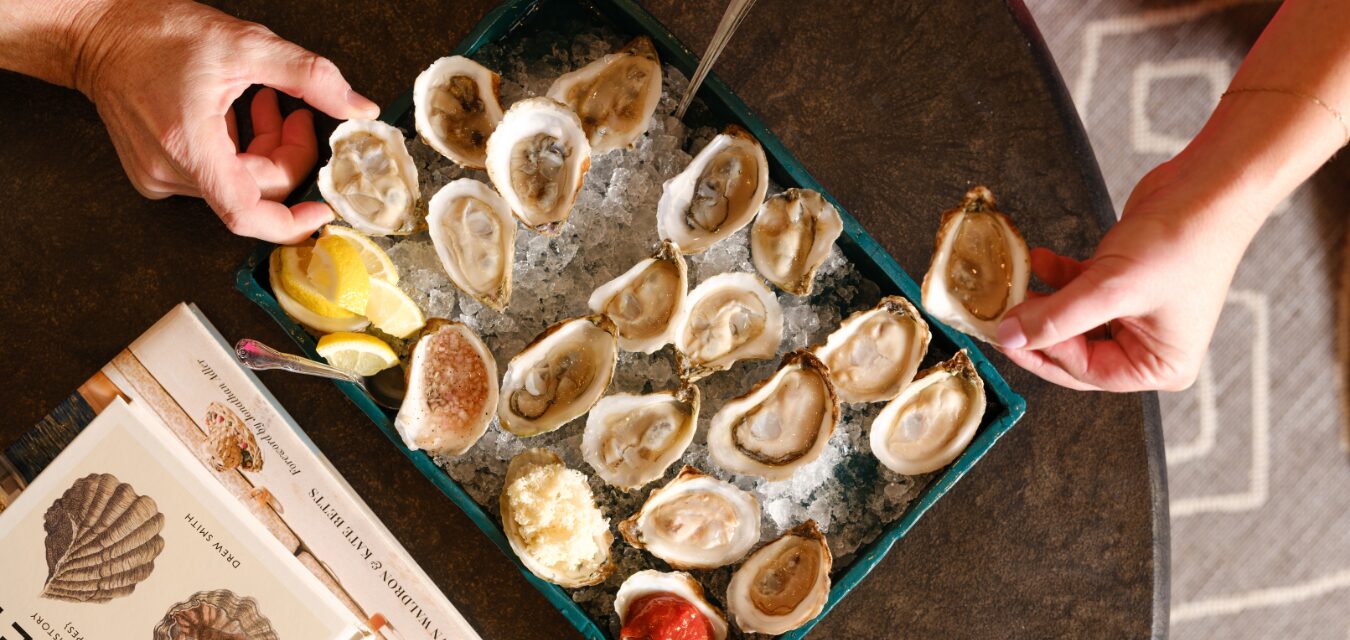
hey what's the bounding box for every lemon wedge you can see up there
[322,225,400,284]
[316,332,399,376]
[308,235,371,315]
[365,278,426,339]
[276,245,362,320]
[270,250,370,333]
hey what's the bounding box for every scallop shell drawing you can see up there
[152,589,280,640]
[41,472,165,602]
[204,401,263,473]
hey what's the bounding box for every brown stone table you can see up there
[0,0,1166,637]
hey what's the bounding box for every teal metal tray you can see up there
[235,0,1027,637]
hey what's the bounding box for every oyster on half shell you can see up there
[498,315,618,437]
[619,466,760,570]
[870,349,986,474]
[413,55,503,169]
[547,36,663,154]
[582,385,700,491]
[587,240,688,353]
[658,125,769,254]
[500,448,613,588]
[317,120,420,236]
[395,319,498,457]
[616,570,729,640]
[674,272,783,381]
[485,97,591,235]
[750,188,843,296]
[726,521,832,635]
[708,350,839,481]
[921,186,1029,344]
[427,178,515,311]
[813,295,931,404]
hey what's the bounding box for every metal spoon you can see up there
[235,338,406,410]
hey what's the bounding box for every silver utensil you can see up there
[675,0,761,119]
[235,338,406,410]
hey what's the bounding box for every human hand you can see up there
[72,0,381,243]
[994,159,1262,392]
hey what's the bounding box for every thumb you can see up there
[246,33,380,121]
[997,267,1137,350]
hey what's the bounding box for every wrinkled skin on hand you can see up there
[75,0,381,243]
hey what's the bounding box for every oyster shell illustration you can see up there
[152,589,280,640]
[41,473,165,602]
[204,401,263,473]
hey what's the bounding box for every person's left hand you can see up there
[73,0,381,243]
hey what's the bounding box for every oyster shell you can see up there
[498,315,618,436]
[674,272,783,381]
[708,350,839,481]
[152,589,279,640]
[870,349,985,474]
[204,401,263,472]
[395,319,498,457]
[749,188,843,296]
[427,179,516,311]
[42,473,165,603]
[317,119,420,236]
[726,520,832,635]
[658,125,769,253]
[500,448,613,588]
[485,97,591,235]
[813,296,931,404]
[616,570,729,640]
[582,385,700,490]
[618,466,760,570]
[587,240,688,353]
[413,55,503,169]
[920,186,1030,343]
[547,36,663,154]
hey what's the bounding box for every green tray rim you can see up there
[234,0,1028,637]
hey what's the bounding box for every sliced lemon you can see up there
[365,278,425,339]
[276,245,361,320]
[322,225,400,284]
[308,235,371,315]
[270,251,370,334]
[316,332,399,376]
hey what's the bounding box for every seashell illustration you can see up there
[41,472,165,602]
[153,589,280,640]
[204,401,263,473]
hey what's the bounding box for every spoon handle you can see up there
[235,338,362,385]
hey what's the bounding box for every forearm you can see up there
[0,0,114,89]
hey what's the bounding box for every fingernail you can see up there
[346,89,380,118]
[997,317,1027,349]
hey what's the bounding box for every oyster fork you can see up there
[675,0,761,119]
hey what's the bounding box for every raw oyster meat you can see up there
[921,186,1030,343]
[616,570,729,640]
[725,520,832,635]
[500,448,613,588]
[317,119,419,236]
[658,125,768,253]
[152,589,279,640]
[485,97,591,235]
[587,240,687,353]
[413,55,503,169]
[582,384,700,490]
[547,36,663,154]
[42,473,165,602]
[870,349,985,474]
[427,178,516,311]
[498,315,618,437]
[708,350,839,481]
[813,295,931,403]
[674,272,782,381]
[749,188,843,296]
[395,319,498,457]
[618,466,760,570]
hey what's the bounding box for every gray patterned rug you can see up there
[1023,0,1350,637]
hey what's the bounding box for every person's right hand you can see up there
[994,158,1263,392]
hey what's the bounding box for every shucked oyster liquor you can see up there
[498,315,618,437]
[42,473,165,602]
[317,120,420,236]
[427,178,516,311]
[726,520,832,635]
[587,240,688,354]
[582,384,700,491]
[485,97,591,235]
[395,319,498,457]
[870,349,986,474]
[921,186,1029,343]
[413,55,504,169]
[547,36,663,154]
[674,272,783,381]
[658,125,769,253]
[619,466,760,570]
[813,295,931,404]
[750,188,843,296]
